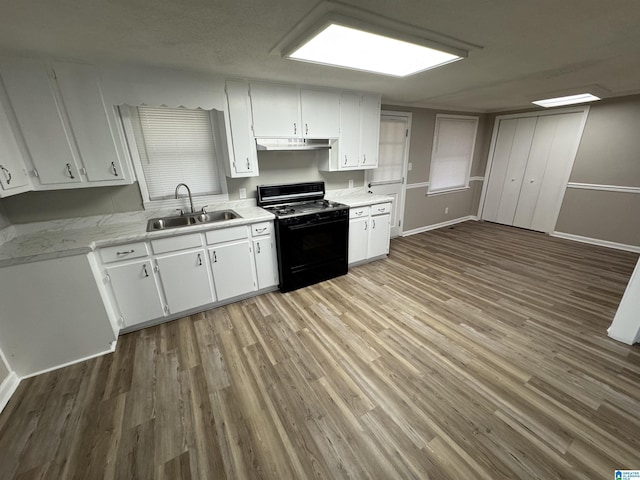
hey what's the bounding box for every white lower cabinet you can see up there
[209,241,256,301]
[348,216,368,264]
[348,203,391,265]
[99,220,277,331]
[156,248,215,314]
[368,213,391,258]
[106,259,165,327]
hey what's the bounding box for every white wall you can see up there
[608,257,640,345]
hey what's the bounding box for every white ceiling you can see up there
[1,0,639,112]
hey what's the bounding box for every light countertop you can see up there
[0,188,393,268]
[0,202,273,268]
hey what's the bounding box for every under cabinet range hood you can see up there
[255,138,332,151]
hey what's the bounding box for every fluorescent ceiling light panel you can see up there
[532,93,601,108]
[287,24,462,77]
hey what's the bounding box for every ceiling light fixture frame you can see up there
[270,1,481,74]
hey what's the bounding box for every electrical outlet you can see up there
[239,188,246,199]
[348,179,354,188]
[444,207,449,214]
[408,162,413,171]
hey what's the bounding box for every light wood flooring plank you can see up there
[0,221,638,479]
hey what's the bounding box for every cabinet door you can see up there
[53,62,128,183]
[300,89,340,139]
[359,94,381,168]
[338,93,360,168]
[0,93,30,194]
[107,260,165,327]
[368,214,390,258]
[253,236,278,289]
[209,241,256,301]
[1,59,82,185]
[225,80,257,176]
[250,83,301,138]
[156,249,215,314]
[348,217,369,264]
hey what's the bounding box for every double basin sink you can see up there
[147,210,240,231]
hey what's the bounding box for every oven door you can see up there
[276,215,348,292]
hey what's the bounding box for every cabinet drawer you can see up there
[349,206,370,219]
[251,222,273,237]
[206,225,248,245]
[371,203,392,216]
[100,242,149,264]
[151,233,202,254]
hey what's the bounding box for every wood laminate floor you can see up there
[1,221,639,479]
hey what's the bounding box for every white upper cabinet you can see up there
[337,92,360,168]
[224,80,258,177]
[299,89,340,139]
[250,83,301,138]
[319,92,382,172]
[1,59,83,186]
[0,88,31,196]
[0,58,133,189]
[250,83,340,139]
[359,94,381,168]
[52,62,128,183]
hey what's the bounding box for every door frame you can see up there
[477,105,591,226]
[367,110,412,237]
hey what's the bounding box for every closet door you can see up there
[483,117,537,224]
[514,111,584,232]
[482,109,586,233]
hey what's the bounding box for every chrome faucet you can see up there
[175,183,195,214]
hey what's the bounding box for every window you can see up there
[369,114,409,185]
[120,106,228,207]
[428,114,479,194]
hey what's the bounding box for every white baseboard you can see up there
[402,215,477,237]
[551,231,640,253]
[0,372,20,413]
[20,346,116,380]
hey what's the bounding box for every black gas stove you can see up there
[257,182,349,292]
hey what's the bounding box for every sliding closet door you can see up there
[483,117,537,224]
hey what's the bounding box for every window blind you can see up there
[369,116,407,184]
[129,106,222,200]
[429,116,478,193]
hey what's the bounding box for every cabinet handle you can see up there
[66,163,75,179]
[354,211,363,216]
[116,249,135,256]
[372,219,376,229]
[111,161,119,177]
[213,251,217,263]
[142,264,149,277]
[378,208,385,213]
[362,154,367,165]
[344,155,348,165]
[197,253,202,266]
[256,242,261,254]
[255,227,267,233]
[246,158,250,170]
[305,123,308,135]
[293,123,297,135]
[364,220,368,231]
[0,165,11,185]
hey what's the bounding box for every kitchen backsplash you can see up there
[0,150,364,224]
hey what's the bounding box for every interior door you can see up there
[482,108,587,233]
[366,112,411,237]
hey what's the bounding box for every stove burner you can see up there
[273,207,295,215]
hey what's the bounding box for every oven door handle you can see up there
[286,217,346,230]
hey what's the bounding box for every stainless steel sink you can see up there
[147,210,240,231]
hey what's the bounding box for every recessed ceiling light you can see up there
[287,24,463,77]
[532,93,601,108]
